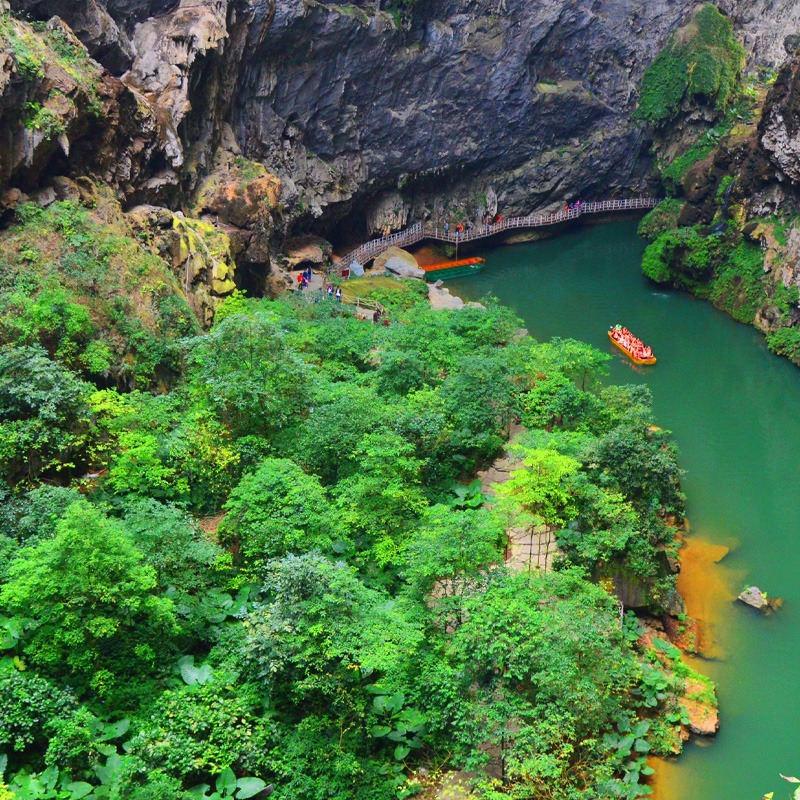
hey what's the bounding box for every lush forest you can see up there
[0,201,701,799]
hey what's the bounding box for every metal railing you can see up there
[334,197,660,273]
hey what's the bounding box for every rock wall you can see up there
[231,0,800,236]
[3,0,800,293]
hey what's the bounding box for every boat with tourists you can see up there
[608,324,657,365]
[420,256,485,280]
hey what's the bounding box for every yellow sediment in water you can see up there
[649,531,745,800]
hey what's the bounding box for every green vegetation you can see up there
[0,200,198,396]
[638,198,684,241]
[0,206,696,799]
[635,4,745,124]
[642,225,768,324]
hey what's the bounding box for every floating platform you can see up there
[608,329,657,365]
[421,257,485,280]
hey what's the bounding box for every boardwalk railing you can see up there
[335,197,659,273]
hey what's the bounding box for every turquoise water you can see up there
[447,220,800,800]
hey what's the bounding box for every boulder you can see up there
[374,247,424,278]
[737,585,781,612]
[428,284,464,310]
[680,678,719,738]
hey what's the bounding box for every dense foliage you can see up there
[635,4,745,124]
[0,200,197,396]
[0,245,691,799]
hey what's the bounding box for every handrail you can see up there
[333,197,659,274]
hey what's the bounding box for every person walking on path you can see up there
[296,272,305,290]
[327,284,334,299]
[335,287,342,303]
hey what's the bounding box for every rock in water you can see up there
[737,586,770,612]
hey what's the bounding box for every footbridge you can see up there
[336,197,659,272]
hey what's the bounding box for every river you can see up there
[445,219,800,800]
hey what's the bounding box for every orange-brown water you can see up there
[649,534,745,800]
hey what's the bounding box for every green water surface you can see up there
[447,220,800,800]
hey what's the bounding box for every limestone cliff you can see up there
[3,0,800,305]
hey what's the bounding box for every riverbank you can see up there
[446,219,800,800]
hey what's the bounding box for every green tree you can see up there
[402,505,505,629]
[584,425,685,514]
[440,353,520,459]
[186,312,310,437]
[242,553,421,714]
[0,501,178,692]
[528,337,610,391]
[218,458,344,575]
[420,571,640,795]
[284,380,388,484]
[0,344,93,484]
[333,431,428,569]
[495,447,581,527]
[122,498,226,594]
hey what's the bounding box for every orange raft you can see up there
[607,326,657,365]
[420,257,485,280]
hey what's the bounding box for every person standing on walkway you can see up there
[444,221,450,235]
[327,284,334,299]
[335,287,342,303]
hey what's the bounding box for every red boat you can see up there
[608,325,657,365]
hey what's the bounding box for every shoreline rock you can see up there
[737,585,783,613]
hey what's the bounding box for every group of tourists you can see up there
[565,200,583,212]
[325,284,342,302]
[442,213,503,237]
[610,325,653,360]
[296,265,314,290]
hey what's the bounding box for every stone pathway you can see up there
[477,426,561,573]
[290,269,325,293]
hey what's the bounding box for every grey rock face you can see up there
[7,0,800,265]
[9,0,134,72]
[761,54,800,185]
[229,0,800,233]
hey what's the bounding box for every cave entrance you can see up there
[322,201,369,256]
[235,262,268,298]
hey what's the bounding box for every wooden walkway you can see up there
[336,197,659,271]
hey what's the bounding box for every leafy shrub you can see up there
[0,344,94,484]
[638,198,684,240]
[128,684,272,780]
[0,672,76,758]
[767,326,800,361]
